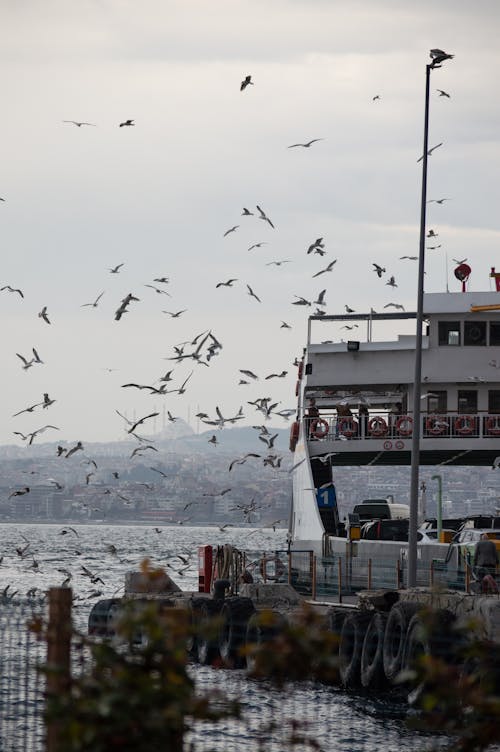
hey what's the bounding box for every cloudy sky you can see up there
[1,0,500,446]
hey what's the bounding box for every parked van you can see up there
[352,498,410,522]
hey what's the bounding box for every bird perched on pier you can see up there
[345,305,355,313]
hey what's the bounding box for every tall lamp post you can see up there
[408,50,454,588]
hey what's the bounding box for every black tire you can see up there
[327,608,347,638]
[88,598,121,637]
[360,612,388,690]
[245,611,286,672]
[197,600,223,666]
[403,609,456,670]
[339,612,371,689]
[186,597,209,660]
[383,602,420,682]
[219,597,256,668]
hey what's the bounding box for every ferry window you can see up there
[458,390,477,414]
[427,391,447,413]
[438,321,460,346]
[464,321,486,346]
[489,390,500,414]
[489,321,500,346]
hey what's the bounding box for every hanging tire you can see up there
[218,597,256,668]
[339,612,371,689]
[245,610,286,672]
[383,602,421,682]
[186,597,209,660]
[327,607,347,638]
[360,612,388,690]
[197,600,223,666]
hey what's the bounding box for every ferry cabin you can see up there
[292,291,500,468]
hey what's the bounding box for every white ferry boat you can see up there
[289,286,500,582]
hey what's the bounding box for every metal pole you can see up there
[431,474,443,540]
[408,63,432,587]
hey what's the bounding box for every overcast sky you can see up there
[1,0,500,446]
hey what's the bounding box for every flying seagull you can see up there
[109,263,124,274]
[372,95,381,101]
[384,302,405,311]
[436,89,450,98]
[292,296,311,306]
[239,369,258,380]
[312,259,337,278]
[280,321,292,329]
[16,353,34,371]
[1,285,24,297]
[241,207,254,216]
[81,291,105,308]
[162,309,187,318]
[373,263,385,278]
[223,225,239,237]
[216,279,238,288]
[38,306,50,324]
[256,205,275,229]
[427,244,441,250]
[452,258,468,265]
[386,276,397,288]
[65,441,84,459]
[430,49,454,66]
[63,120,96,127]
[246,284,261,303]
[127,412,159,434]
[266,259,291,266]
[119,119,135,127]
[417,143,443,163]
[288,139,323,148]
[314,289,327,306]
[345,305,355,313]
[248,242,267,251]
[427,229,438,238]
[307,238,324,254]
[428,198,450,204]
[240,75,253,91]
[400,256,418,261]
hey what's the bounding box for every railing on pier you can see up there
[305,412,500,442]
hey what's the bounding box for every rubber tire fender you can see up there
[88,598,121,637]
[403,609,457,670]
[186,597,209,660]
[245,610,287,672]
[383,602,421,682]
[339,611,372,689]
[218,597,256,668]
[360,611,388,690]
[197,600,223,666]
[327,607,347,638]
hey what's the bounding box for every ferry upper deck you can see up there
[294,291,500,466]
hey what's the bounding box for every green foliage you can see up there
[43,562,241,752]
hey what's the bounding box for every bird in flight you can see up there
[239,369,258,380]
[288,139,324,148]
[216,279,238,288]
[452,258,468,265]
[63,120,96,127]
[417,143,443,162]
[280,321,292,329]
[312,259,337,278]
[386,276,397,288]
[241,207,254,216]
[82,291,104,308]
[115,293,139,321]
[119,119,134,127]
[427,229,438,238]
[16,353,34,371]
[373,263,385,278]
[246,284,261,303]
[240,75,253,91]
[265,371,287,380]
[223,225,239,237]
[341,324,358,330]
[256,205,275,229]
[436,89,450,98]
[128,412,159,434]
[372,95,381,101]
[1,285,24,297]
[400,256,418,261]
[12,401,42,417]
[428,198,450,204]
[144,284,171,296]
[427,244,441,250]
[292,296,311,306]
[208,435,218,446]
[384,302,405,311]
[314,289,327,306]
[38,306,50,324]
[162,309,187,318]
[266,259,291,266]
[66,441,84,459]
[109,263,124,274]
[307,238,324,254]
[248,242,267,252]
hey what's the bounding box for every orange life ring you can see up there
[395,415,413,436]
[454,415,474,435]
[289,421,300,451]
[311,418,329,439]
[368,416,388,437]
[338,417,358,438]
[425,415,448,435]
[486,416,500,436]
[259,556,285,581]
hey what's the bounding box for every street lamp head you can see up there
[429,48,454,67]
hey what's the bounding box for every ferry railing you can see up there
[305,412,500,442]
[286,551,471,600]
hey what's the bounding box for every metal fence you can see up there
[0,597,46,752]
